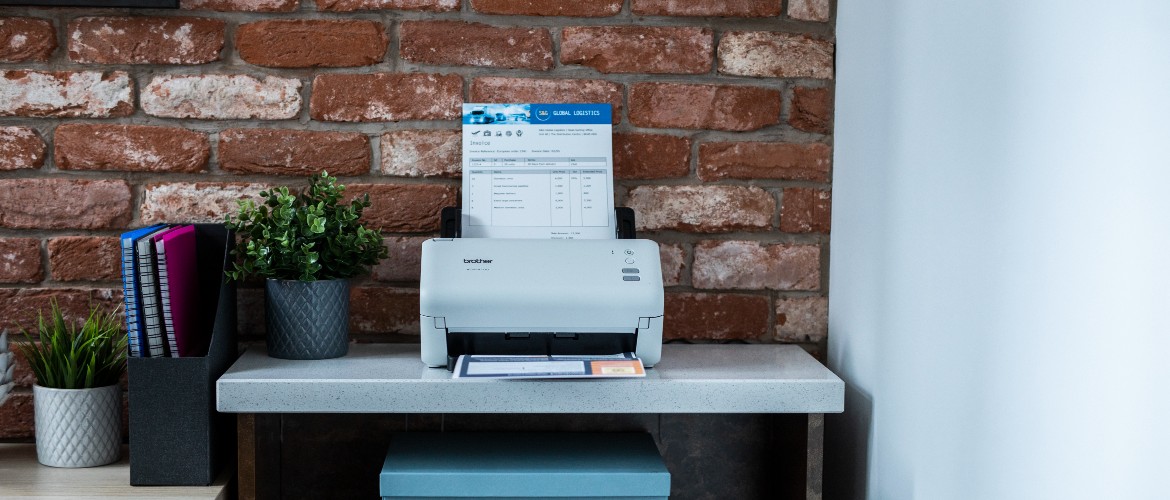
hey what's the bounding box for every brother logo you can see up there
[463,258,493,264]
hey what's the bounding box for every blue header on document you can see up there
[462,103,612,125]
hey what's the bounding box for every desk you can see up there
[0,444,231,499]
[216,344,844,499]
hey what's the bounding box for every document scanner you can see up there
[420,238,664,369]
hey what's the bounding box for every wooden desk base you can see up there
[0,444,232,499]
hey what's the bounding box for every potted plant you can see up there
[1,331,13,406]
[15,301,126,468]
[225,171,388,360]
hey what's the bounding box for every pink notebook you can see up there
[155,225,204,357]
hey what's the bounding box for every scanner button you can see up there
[622,268,639,274]
[624,257,635,264]
[625,249,634,255]
[623,276,641,281]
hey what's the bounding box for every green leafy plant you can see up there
[15,301,126,390]
[224,171,389,282]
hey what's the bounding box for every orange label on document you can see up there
[591,361,645,376]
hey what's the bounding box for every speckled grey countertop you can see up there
[216,344,844,414]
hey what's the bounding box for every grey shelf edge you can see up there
[216,344,845,414]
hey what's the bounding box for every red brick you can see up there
[630,82,779,131]
[719,31,834,79]
[347,184,457,233]
[0,71,133,118]
[54,124,210,173]
[142,74,301,120]
[781,188,831,234]
[699,142,831,182]
[775,296,827,342]
[317,0,459,12]
[238,20,387,68]
[659,243,686,287]
[788,0,830,22]
[561,26,712,74]
[219,128,371,177]
[0,127,46,170]
[471,0,620,16]
[141,182,266,225]
[0,18,56,62]
[625,185,774,233]
[68,17,224,65]
[692,240,820,290]
[0,392,32,439]
[380,129,461,178]
[48,237,121,282]
[0,179,130,230]
[0,238,41,284]
[470,77,623,124]
[401,21,552,71]
[181,0,297,11]
[0,288,123,340]
[613,133,691,180]
[664,293,770,340]
[349,287,419,335]
[632,0,780,17]
[311,73,462,122]
[790,87,832,134]
[371,236,428,282]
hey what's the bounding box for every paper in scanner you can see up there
[460,103,616,239]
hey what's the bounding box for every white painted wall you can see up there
[828,1,1170,498]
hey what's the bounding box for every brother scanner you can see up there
[420,238,664,369]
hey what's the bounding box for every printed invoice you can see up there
[460,103,616,239]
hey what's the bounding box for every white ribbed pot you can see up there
[33,384,122,468]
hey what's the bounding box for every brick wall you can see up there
[0,0,834,445]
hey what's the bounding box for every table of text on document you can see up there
[466,157,610,227]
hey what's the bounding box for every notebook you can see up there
[119,224,166,357]
[137,226,175,357]
[155,225,203,357]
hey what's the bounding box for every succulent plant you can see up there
[15,301,126,390]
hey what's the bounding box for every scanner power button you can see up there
[624,257,635,264]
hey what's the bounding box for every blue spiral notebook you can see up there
[119,224,166,358]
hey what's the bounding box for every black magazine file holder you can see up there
[439,206,636,239]
[128,223,237,486]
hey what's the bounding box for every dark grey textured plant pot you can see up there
[265,278,350,360]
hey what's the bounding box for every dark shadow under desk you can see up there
[216,344,844,500]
